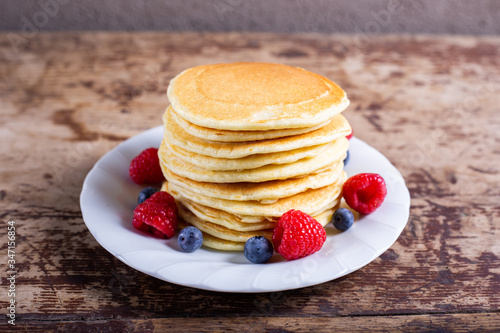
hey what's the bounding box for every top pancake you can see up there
[167,62,350,131]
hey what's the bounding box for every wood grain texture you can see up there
[12,313,500,333]
[0,32,499,332]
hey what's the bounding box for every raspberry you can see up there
[342,173,387,214]
[129,148,164,184]
[132,191,178,238]
[346,128,353,140]
[272,209,326,260]
[147,190,176,206]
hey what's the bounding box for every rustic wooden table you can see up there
[0,32,499,332]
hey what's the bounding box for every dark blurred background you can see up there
[1,0,500,34]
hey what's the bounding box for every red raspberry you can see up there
[346,128,353,140]
[147,190,176,206]
[132,191,178,238]
[272,209,326,260]
[129,148,164,184]
[342,173,387,214]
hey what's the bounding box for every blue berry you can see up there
[343,150,350,166]
[332,208,354,231]
[178,226,203,252]
[244,236,273,264]
[138,187,159,204]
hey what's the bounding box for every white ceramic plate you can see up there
[80,126,410,293]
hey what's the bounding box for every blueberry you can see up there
[138,187,159,204]
[343,150,350,166]
[332,208,354,231]
[178,226,203,252]
[244,236,274,264]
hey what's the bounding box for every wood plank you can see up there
[0,33,499,322]
[4,313,500,332]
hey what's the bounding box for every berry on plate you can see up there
[343,150,350,166]
[244,236,274,264]
[132,191,178,238]
[332,208,354,231]
[138,186,159,204]
[272,209,326,261]
[178,226,203,252]
[129,148,164,184]
[342,173,387,214]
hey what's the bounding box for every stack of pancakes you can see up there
[159,62,351,251]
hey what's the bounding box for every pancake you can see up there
[177,204,337,250]
[162,181,267,223]
[183,199,277,231]
[166,178,343,217]
[159,138,347,184]
[178,218,245,251]
[161,62,352,252]
[167,62,350,130]
[178,204,274,243]
[170,107,332,142]
[177,195,339,224]
[163,134,333,171]
[181,199,338,230]
[164,106,351,159]
[162,164,343,202]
